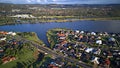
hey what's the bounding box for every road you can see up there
[27,40,92,68]
[16,35,92,68]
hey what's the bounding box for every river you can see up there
[0,20,120,46]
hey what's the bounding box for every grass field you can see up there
[0,46,37,68]
[0,32,45,68]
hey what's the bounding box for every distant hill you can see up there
[0,3,120,24]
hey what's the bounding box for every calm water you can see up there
[0,20,120,46]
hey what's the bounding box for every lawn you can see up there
[0,46,37,68]
[0,32,46,68]
[17,32,45,46]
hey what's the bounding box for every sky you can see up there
[0,0,120,4]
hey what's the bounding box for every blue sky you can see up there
[0,0,120,4]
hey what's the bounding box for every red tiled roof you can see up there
[79,35,83,38]
[2,56,16,64]
[60,40,67,45]
[48,64,59,68]
[58,33,65,37]
[0,31,8,35]
[105,59,110,65]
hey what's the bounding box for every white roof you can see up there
[10,14,36,18]
[109,37,115,41]
[91,32,96,35]
[80,31,84,34]
[60,37,66,39]
[75,30,79,33]
[7,32,16,36]
[0,37,6,41]
[91,57,99,64]
[96,40,102,45]
[85,48,94,53]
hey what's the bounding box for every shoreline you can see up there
[18,32,45,46]
[0,19,120,26]
[46,28,120,48]
[0,17,120,26]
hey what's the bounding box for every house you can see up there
[48,62,59,68]
[108,37,115,42]
[91,57,99,64]
[9,56,16,61]
[12,41,17,45]
[79,35,83,39]
[7,32,16,36]
[48,64,59,68]
[2,56,16,64]
[75,30,79,33]
[99,33,103,36]
[108,37,116,46]
[2,59,9,64]
[76,53,82,58]
[104,58,110,68]
[104,32,109,36]
[112,50,120,56]
[2,57,9,64]
[0,31,8,35]
[74,35,78,38]
[0,37,6,41]
[11,33,16,36]
[60,40,67,45]
[96,40,102,45]
[80,31,84,34]
[57,32,66,40]
[91,32,96,35]
[59,37,66,40]
[58,33,65,37]
[93,48,101,55]
[0,47,4,53]
[107,51,113,58]
[85,48,94,53]
[97,36,101,39]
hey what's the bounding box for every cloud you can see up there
[52,0,67,2]
[0,0,120,4]
[27,0,31,3]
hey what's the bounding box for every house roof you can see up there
[58,33,65,37]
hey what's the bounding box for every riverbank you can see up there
[0,16,120,26]
[47,28,71,48]
[17,32,45,46]
[47,28,120,68]
[79,17,120,21]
